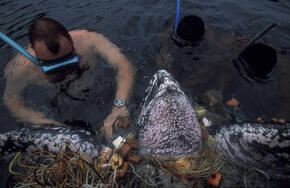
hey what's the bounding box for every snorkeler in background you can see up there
[155,14,242,96]
[173,15,206,47]
[155,13,289,121]
[219,41,281,120]
[155,14,242,87]
[3,18,135,139]
[156,15,213,81]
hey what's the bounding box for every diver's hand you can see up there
[102,106,129,140]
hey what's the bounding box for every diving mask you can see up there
[38,50,79,74]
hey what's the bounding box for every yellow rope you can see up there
[9,152,23,176]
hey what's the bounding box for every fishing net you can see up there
[150,125,224,186]
[6,138,146,188]
[6,125,279,187]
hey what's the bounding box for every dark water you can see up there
[1,0,290,130]
[0,0,290,186]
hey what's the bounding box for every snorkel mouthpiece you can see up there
[41,56,79,74]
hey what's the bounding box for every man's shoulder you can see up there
[4,51,40,81]
[69,29,89,35]
[69,30,112,53]
[69,30,103,38]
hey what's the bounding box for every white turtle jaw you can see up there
[154,70,183,94]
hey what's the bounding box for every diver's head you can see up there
[240,43,277,77]
[28,18,79,76]
[175,15,205,46]
[29,18,73,62]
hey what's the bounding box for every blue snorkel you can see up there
[40,56,79,73]
[0,32,40,66]
[0,31,79,74]
[174,0,181,35]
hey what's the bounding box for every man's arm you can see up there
[3,55,61,127]
[86,31,135,139]
[91,32,135,101]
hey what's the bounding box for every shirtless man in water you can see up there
[3,18,135,139]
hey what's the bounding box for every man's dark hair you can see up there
[240,43,277,76]
[176,15,205,43]
[29,18,72,55]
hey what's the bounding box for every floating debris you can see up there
[204,89,222,107]
[113,136,126,150]
[202,117,212,127]
[226,98,239,107]
[6,138,146,188]
[207,172,222,187]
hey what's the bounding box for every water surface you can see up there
[0,0,290,186]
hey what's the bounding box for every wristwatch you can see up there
[114,98,126,107]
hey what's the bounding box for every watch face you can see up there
[114,98,125,107]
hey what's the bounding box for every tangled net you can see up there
[6,125,226,187]
[6,138,150,188]
[150,125,224,186]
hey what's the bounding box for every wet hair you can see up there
[176,15,205,43]
[240,43,277,76]
[28,18,72,55]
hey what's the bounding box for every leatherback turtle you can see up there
[0,70,289,182]
[0,126,102,160]
[137,70,290,181]
[215,122,290,180]
[137,69,202,158]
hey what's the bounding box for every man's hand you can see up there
[102,106,129,140]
